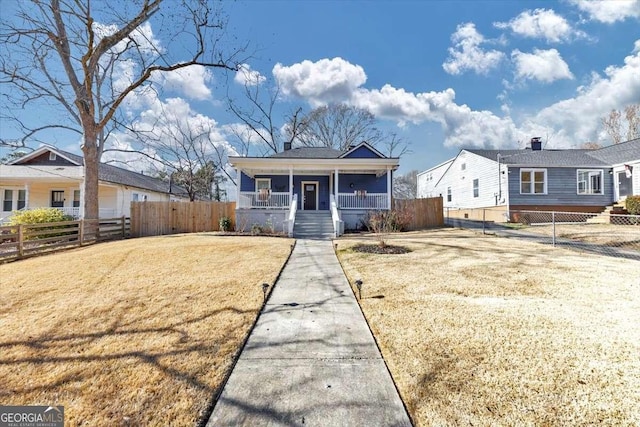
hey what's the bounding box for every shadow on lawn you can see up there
[0,303,257,425]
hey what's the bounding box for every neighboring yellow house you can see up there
[0,145,186,223]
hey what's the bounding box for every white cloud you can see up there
[442,23,505,75]
[634,39,640,53]
[270,44,640,149]
[532,46,640,145]
[234,64,266,86]
[273,57,367,105]
[153,65,213,101]
[511,48,574,83]
[569,0,640,23]
[494,9,585,43]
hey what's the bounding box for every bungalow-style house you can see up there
[417,137,640,222]
[229,141,399,237]
[0,145,186,223]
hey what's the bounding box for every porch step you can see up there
[586,204,629,224]
[293,211,334,239]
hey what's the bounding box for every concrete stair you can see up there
[586,203,628,224]
[293,210,334,239]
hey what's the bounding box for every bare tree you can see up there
[107,109,230,201]
[292,104,410,156]
[227,79,305,155]
[393,170,418,199]
[294,104,382,151]
[1,0,246,219]
[602,104,639,144]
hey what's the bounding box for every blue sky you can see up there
[1,0,639,176]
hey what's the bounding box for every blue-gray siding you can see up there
[508,167,613,206]
[343,145,381,159]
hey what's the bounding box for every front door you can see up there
[303,183,317,210]
[618,171,632,200]
[51,190,64,207]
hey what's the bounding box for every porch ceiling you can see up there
[230,157,399,178]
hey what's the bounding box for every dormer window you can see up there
[49,152,57,161]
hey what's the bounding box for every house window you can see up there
[447,187,452,202]
[255,178,271,192]
[49,152,57,161]
[17,190,26,210]
[51,190,65,207]
[73,190,81,207]
[520,169,547,194]
[3,190,12,211]
[461,163,466,171]
[473,179,479,198]
[132,193,139,202]
[577,170,603,195]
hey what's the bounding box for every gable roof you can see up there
[10,145,179,195]
[588,138,640,165]
[467,148,609,167]
[339,141,387,159]
[269,147,343,159]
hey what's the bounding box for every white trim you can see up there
[338,141,388,159]
[519,168,547,195]
[576,169,603,195]
[255,177,271,192]
[8,145,81,166]
[301,180,319,211]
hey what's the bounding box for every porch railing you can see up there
[337,192,389,210]
[238,191,290,209]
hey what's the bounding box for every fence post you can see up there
[482,209,486,234]
[121,215,125,238]
[79,219,85,245]
[18,224,24,258]
[552,211,556,247]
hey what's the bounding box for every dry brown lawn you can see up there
[0,234,292,426]
[337,228,640,427]
[512,223,640,250]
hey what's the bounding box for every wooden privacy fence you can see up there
[0,217,131,262]
[130,201,236,237]
[393,197,444,230]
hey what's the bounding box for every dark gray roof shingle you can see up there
[54,148,179,194]
[467,148,609,167]
[588,138,640,164]
[268,147,343,158]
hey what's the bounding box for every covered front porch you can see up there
[0,181,119,223]
[237,169,393,211]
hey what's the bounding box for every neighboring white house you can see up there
[0,145,187,222]
[417,138,640,222]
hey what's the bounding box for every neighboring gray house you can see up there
[417,138,640,221]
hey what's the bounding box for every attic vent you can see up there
[49,152,57,161]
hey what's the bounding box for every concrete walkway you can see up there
[207,239,411,427]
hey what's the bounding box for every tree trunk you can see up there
[82,130,100,221]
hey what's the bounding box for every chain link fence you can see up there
[445,208,640,260]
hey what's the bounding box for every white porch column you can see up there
[24,183,30,209]
[289,167,293,206]
[334,168,339,201]
[387,167,392,209]
[236,168,241,204]
[79,184,85,218]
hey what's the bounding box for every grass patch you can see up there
[337,228,640,426]
[0,234,292,426]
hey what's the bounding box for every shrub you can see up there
[626,195,640,215]
[361,208,412,247]
[9,208,72,226]
[219,216,232,232]
[8,208,74,240]
[251,223,263,235]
